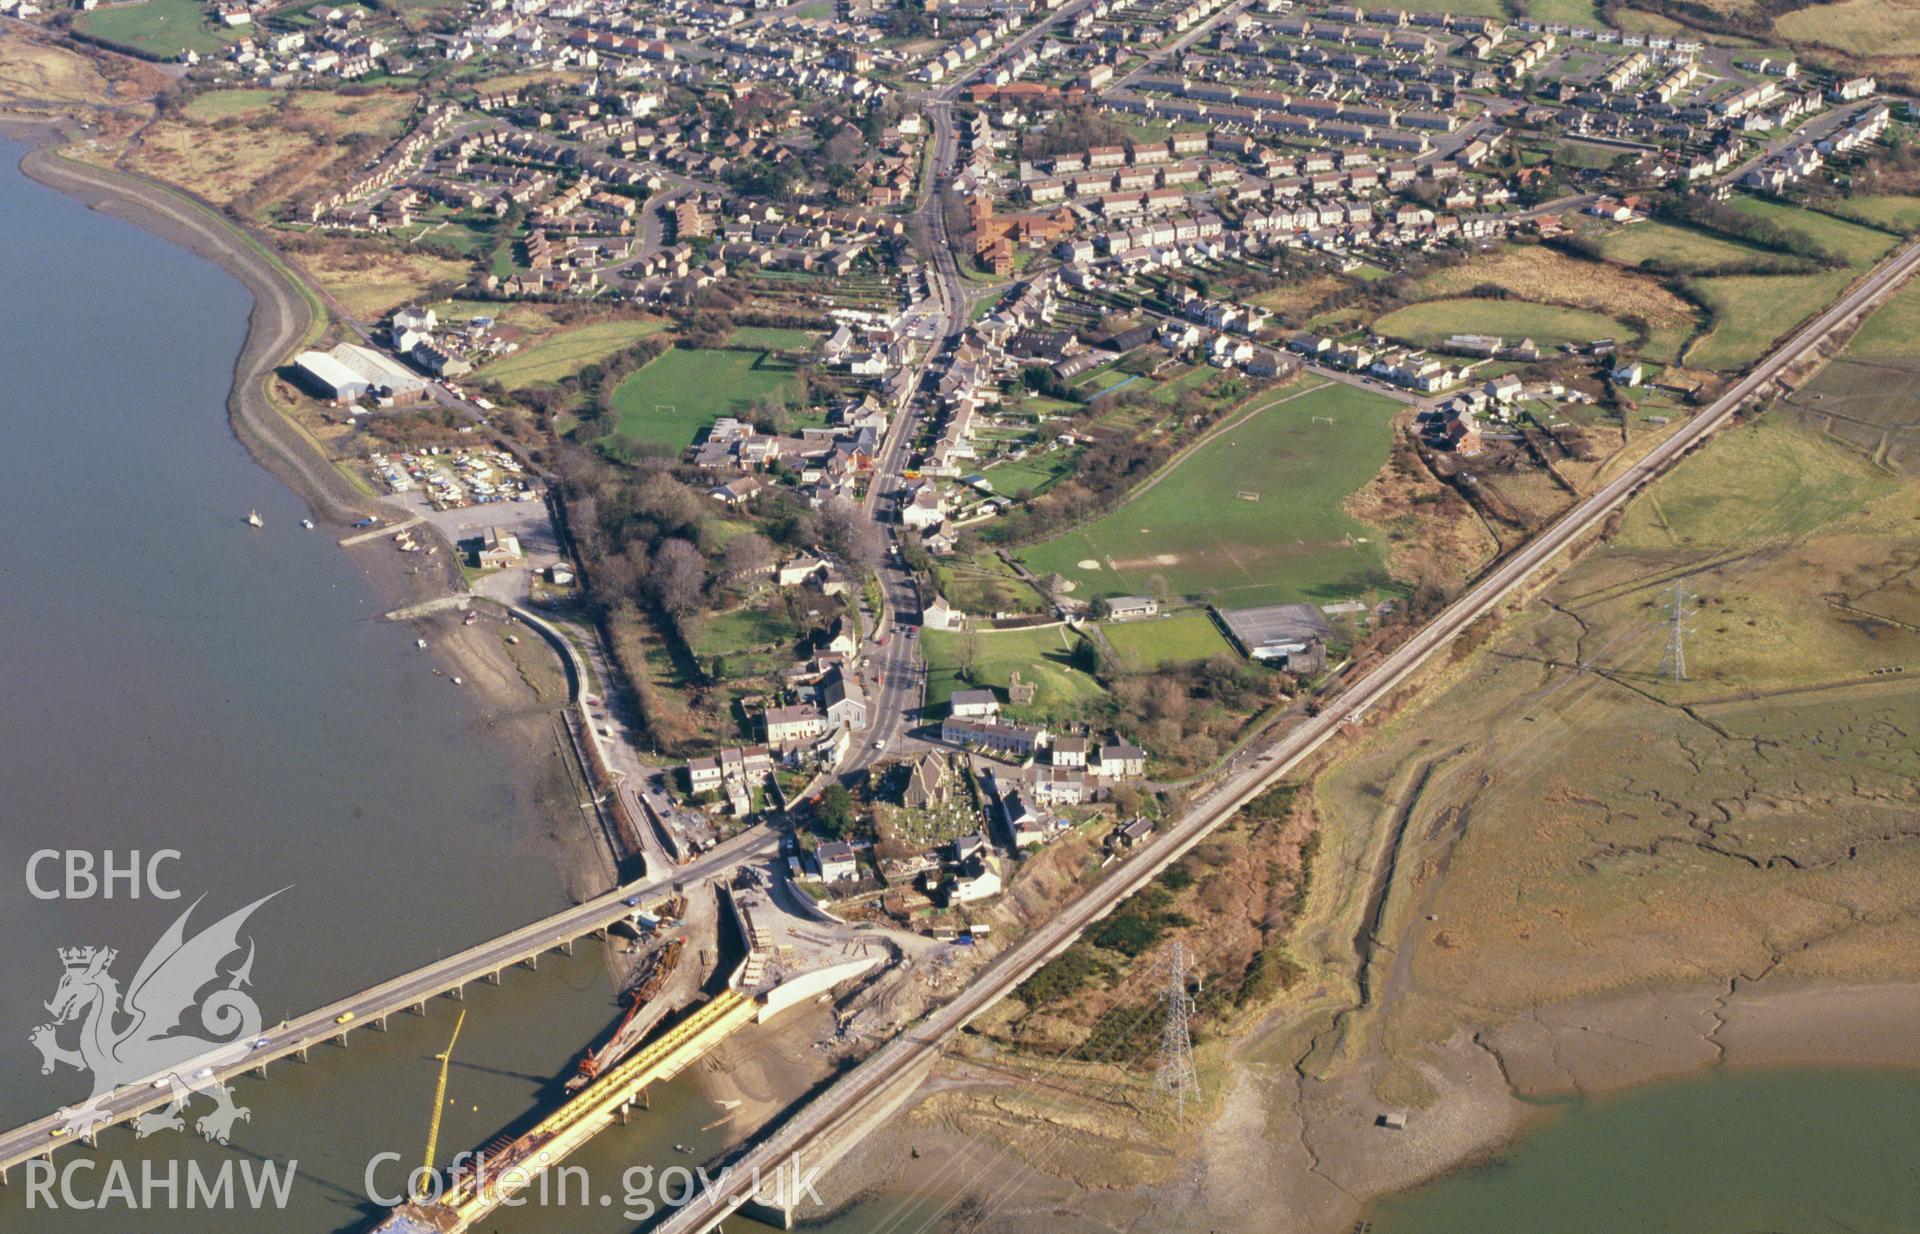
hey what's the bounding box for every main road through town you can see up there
[653,232,1920,1234]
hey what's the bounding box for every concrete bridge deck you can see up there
[372,990,761,1233]
[0,828,775,1182]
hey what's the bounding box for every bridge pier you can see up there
[413,1002,427,1015]
[296,1045,309,1063]
[453,984,466,1001]
[375,1015,389,1032]
[486,970,502,985]
[523,954,538,972]
[253,1064,267,1079]
[561,938,575,956]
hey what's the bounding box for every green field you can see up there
[728,326,817,351]
[1549,141,1622,172]
[1688,270,1853,371]
[1827,195,1920,235]
[480,319,668,388]
[1728,197,1899,269]
[1844,276,1920,360]
[982,450,1077,497]
[687,605,800,679]
[1600,220,1787,272]
[1397,0,1508,14]
[934,556,1046,616]
[922,625,1105,723]
[1375,298,1629,349]
[1148,365,1219,404]
[1017,382,1402,608]
[603,346,803,451]
[1528,0,1605,30]
[1098,610,1235,670]
[183,89,277,120]
[76,0,238,57]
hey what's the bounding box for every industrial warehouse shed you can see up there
[293,343,430,406]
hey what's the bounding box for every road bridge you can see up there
[0,829,776,1183]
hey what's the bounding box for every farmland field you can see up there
[481,319,669,388]
[76,0,237,57]
[728,326,817,351]
[1728,197,1898,269]
[1687,270,1853,371]
[604,346,804,452]
[1098,610,1236,670]
[1841,276,1920,361]
[1017,382,1401,608]
[1599,220,1787,272]
[922,625,1104,724]
[1775,0,1920,56]
[1787,359,1920,482]
[1826,195,1920,234]
[1374,298,1629,349]
[1417,245,1699,363]
[1540,0,1630,23]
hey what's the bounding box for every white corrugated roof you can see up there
[294,349,364,392]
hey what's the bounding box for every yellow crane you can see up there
[415,1009,467,1201]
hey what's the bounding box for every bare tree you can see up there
[960,627,983,682]
[589,547,645,610]
[717,531,775,588]
[634,473,706,538]
[646,537,707,616]
[822,497,882,572]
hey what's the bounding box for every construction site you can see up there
[364,849,959,1234]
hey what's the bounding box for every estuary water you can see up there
[1367,1067,1920,1234]
[0,139,730,1232]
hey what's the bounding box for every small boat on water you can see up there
[301,518,314,530]
[416,638,427,649]
[245,511,263,528]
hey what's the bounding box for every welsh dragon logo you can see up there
[31,891,282,1144]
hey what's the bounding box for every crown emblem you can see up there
[59,946,113,969]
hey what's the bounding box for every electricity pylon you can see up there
[1657,582,1695,684]
[1153,941,1200,1120]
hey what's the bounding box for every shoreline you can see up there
[0,115,622,906]
[1288,976,1920,1230]
[804,975,1920,1233]
[0,115,376,528]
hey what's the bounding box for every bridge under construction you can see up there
[0,825,775,1184]
[372,989,761,1234]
